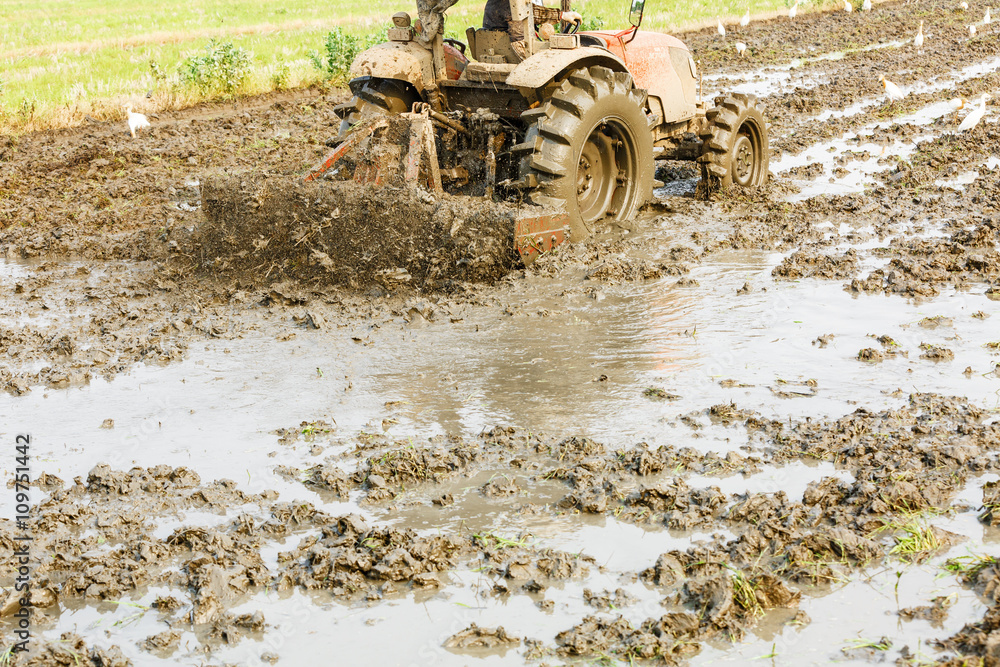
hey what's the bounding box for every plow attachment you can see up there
[304,106,569,265]
[195,175,564,288]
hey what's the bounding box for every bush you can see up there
[271,62,291,89]
[309,28,384,81]
[179,40,253,95]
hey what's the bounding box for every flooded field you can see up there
[3,0,1000,664]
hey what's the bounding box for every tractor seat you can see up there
[466,28,522,64]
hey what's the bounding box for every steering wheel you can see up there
[560,18,581,34]
[443,37,466,54]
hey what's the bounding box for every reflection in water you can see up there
[371,256,768,440]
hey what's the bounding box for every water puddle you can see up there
[934,156,1000,190]
[814,55,1000,123]
[703,40,907,98]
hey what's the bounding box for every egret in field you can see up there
[949,96,968,113]
[789,0,799,18]
[879,75,905,101]
[736,41,748,56]
[970,23,977,35]
[961,1,969,8]
[844,0,853,12]
[741,8,750,26]
[862,0,872,10]
[985,7,992,23]
[914,21,924,50]
[958,93,990,131]
[125,107,150,138]
[718,16,726,36]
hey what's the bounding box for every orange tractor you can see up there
[318,0,769,262]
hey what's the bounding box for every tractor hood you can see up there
[581,29,691,53]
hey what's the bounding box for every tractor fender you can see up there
[506,47,628,90]
[349,41,435,93]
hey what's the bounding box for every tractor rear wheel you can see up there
[518,66,654,241]
[333,78,420,142]
[697,93,769,192]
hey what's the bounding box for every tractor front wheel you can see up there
[698,93,769,192]
[333,78,420,142]
[518,66,654,241]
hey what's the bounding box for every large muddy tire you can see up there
[333,78,420,141]
[698,93,769,192]
[518,66,654,240]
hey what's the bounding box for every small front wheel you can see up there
[698,93,769,191]
[333,78,420,142]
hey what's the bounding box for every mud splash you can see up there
[197,176,520,288]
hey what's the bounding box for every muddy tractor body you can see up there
[320,0,769,262]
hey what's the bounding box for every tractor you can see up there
[319,0,769,262]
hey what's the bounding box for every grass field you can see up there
[1,0,811,133]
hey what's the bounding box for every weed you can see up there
[728,567,764,617]
[581,15,606,30]
[179,39,253,95]
[300,421,332,436]
[643,387,681,401]
[149,59,167,83]
[473,531,530,550]
[18,97,36,121]
[310,28,365,81]
[872,515,942,562]
[843,637,892,652]
[944,553,998,580]
[753,643,778,659]
[309,27,387,82]
[271,62,291,89]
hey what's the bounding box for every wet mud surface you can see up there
[4,0,1000,664]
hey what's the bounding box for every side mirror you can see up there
[628,0,645,28]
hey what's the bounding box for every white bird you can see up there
[125,107,150,138]
[718,16,726,36]
[986,7,992,23]
[844,0,853,12]
[736,41,748,56]
[741,8,750,26]
[970,23,977,35]
[958,93,990,131]
[949,96,968,112]
[789,0,799,18]
[879,74,905,101]
[961,1,969,8]
[862,0,872,10]
[914,20,924,49]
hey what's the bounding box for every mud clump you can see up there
[584,255,689,282]
[196,176,521,288]
[858,347,884,363]
[445,623,520,650]
[8,632,132,666]
[773,248,858,280]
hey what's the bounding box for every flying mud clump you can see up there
[195,175,522,288]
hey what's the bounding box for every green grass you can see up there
[872,514,943,562]
[943,553,998,579]
[1,0,826,132]
[842,637,892,652]
[729,568,764,617]
[472,531,531,550]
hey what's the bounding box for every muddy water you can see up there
[4,216,1000,664]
